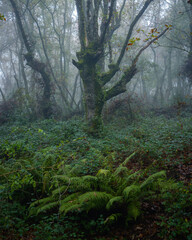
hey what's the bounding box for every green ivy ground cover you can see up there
[0,116,191,239]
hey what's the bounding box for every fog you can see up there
[0,0,191,126]
[0,1,192,239]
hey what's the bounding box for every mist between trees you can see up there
[0,0,192,133]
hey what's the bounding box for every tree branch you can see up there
[100,0,116,44]
[117,0,154,66]
[9,0,32,54]
[105,27,169,101]
[132,28,169,65]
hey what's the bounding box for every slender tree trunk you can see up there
[9,0,52,118]
[0,87,6,102]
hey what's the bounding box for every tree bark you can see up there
[9,0,52,118]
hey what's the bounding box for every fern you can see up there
[98,184,115,195]
[125,170,141,184]
[42,154,55,168]
[123,185,141,201]
[36,201,59,215]
[53,175,70,184]
[60,200,79,214]
[121,152,136,167]
[157,178,178,192]
[60,191,113,215]
[82,175,98,188]
[126,202,141,221]
[57,164,71,175]
[28,163,173,228]
[96,169,110,176]
[78,191,113,212]
[106,196,123,210]
[61,203,81,215]
[114,166,129,177]
[53,176,92,192]
[59,193,80,214]
[60,192,80,204]
[140,170,166,190]
[29,196,54,215]
[52,186,67,196]
[104,213,122,224]
[30,196,54,208]
[82,175,98,183]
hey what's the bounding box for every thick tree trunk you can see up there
[73,0,166,134]
[77,54,105,134]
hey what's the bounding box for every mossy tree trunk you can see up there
[72,0,170,135]
[75,46,105,133]
[73,0,166,134]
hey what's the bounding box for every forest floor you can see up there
[0,113,191,240]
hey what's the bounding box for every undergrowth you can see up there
[0,115,191,239]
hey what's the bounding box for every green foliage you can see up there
[31,214,86,240]
[0,140,31,160]
[0,13,6,21]
[0,116,192,238]
[158,183,192,240]
[0,201,29,238]
[29,163,172,227]
[140,171,166,190]
[123,185,141,201]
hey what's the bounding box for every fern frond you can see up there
[62,203,81,215]
[53,175,70,184]
[121,152,136,166]
[70,165,83,176]
[140,170,166,190]
[106,196,123,210]
[78,191,113,212]
[54,175,94,192]
[52,186,67,196]
[82,175,98,183]
[60,192,80,204]
[104,213,122,224]
[123,185,141,201]
[82,175,98,188]
[114,166,129,177]
[69,177,92,192]
[59,193,80,213]
[96,169,110,176]
[36,201,59,214]
[29,196,54,208]
[29,196,54,216]
[126,202,141,221]
[158,179,178,192]
[99,184,115,195]
[125,170,141,184]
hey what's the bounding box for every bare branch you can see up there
[117,0,154,66]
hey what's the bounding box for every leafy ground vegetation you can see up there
[0,112,192,240]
